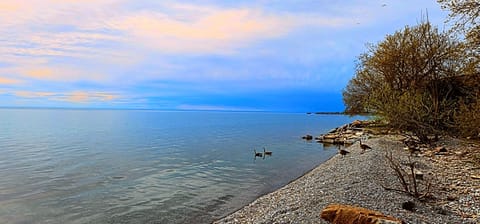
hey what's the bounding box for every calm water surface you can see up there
[0,109,361,223]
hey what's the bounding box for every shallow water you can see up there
[0,109,361,223]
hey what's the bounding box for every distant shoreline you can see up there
[307,111,373,116]
[307,111,344,115]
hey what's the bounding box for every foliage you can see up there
[454,100,480,138]
[342,21,469,142]
[438,0,480,138]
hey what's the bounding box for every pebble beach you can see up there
[215,133,480,224]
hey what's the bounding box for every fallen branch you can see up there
[382,149,433,199]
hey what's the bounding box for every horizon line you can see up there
[0,106,345,114]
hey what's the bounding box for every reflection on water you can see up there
[0,109,361,223]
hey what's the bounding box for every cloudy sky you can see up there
[0,0,448,112]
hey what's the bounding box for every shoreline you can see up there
[214,129,479,223]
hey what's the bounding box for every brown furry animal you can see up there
[321,204,405,224]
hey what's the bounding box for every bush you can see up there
[455,100,480,138]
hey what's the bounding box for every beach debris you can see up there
[320,204,405,224]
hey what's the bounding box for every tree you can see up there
[438,0,479,72]
[343,21,466,142]
[437,0,479,30]
[438,0,480,138]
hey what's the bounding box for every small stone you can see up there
[402,201,416,212]
[414,170,424,180]
[447,195,457,201]
[471,175,480,180]
[435,146,447,153]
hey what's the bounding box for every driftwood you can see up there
[321,204,405,224]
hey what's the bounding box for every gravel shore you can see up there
[215,135,479,224]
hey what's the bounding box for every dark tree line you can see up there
[343,0,480,142]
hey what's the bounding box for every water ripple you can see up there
[0,110,360,224]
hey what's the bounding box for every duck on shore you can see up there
[339,149,350,158]
[359,139,372,153]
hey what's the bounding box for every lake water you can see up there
[0,109,360,224]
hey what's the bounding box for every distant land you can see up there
[307,112,345,115]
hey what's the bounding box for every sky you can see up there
[0,0,449,112]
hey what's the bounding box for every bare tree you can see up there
[438,0,480,30]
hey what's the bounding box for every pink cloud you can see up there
[12,90,120,103]
[14,91,55,98]
[55,91,120,103]
[18,66,109,83]
[111,7,294,54]
[0,77,23,85]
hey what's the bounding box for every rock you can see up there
[334,138,345,144]
[322,138,335,144]
[351,120,363,127]
[321,204,404,224]
[401,201,416,212]
[343,138,356,145]
[414,170,424,180]
[447,195,457,201]
[302,135,313,140]
[323,134,339,139]
[454,151,467,156]
[355,131,364,136]
[435,146,447,153]
[471,175,480,180]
